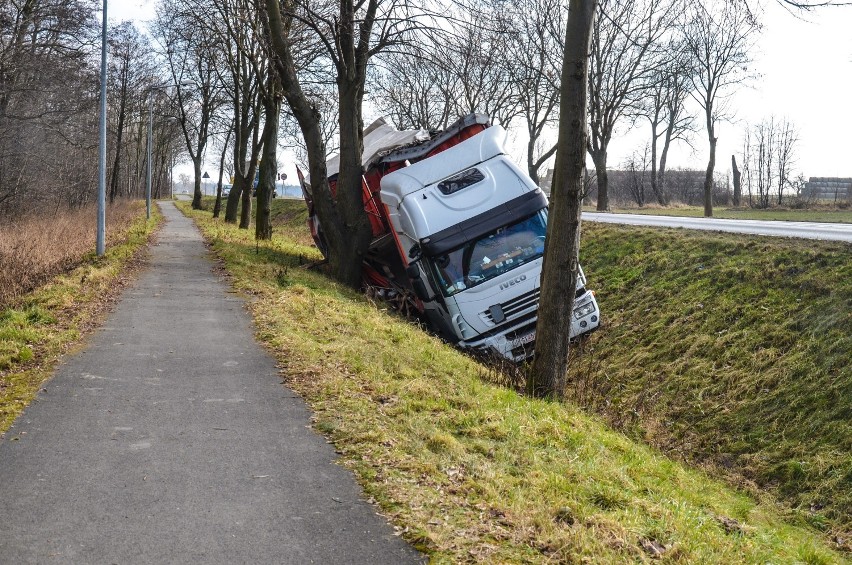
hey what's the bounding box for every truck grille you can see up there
[482,288,540,325]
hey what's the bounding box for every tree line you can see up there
[0,2,183,219]
[0,1,804,224]
[0,1,798,224]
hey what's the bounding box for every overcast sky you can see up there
[637,2,852,179]
[111,1,852,183]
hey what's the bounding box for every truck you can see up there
[298,114,600,362]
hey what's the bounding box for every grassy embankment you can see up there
[586,205,852,223]
[0,201,160,434]
[573,224,851,541]
[179,199,845,563]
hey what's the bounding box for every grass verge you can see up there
[572,223,851,542]
[0,201,161,434]
[179,200,845,563]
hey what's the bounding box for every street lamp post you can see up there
[96,0,107,255]
[146,93,153,219]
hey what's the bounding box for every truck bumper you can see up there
[460,290,600,362]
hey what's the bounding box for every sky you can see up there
[110,0,852,184]
[625,1,852,180]
[109,1,155,23]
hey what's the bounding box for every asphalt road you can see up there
[0,202,420,564]
[583,212,852,243]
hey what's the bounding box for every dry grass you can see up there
[0,202,142,307]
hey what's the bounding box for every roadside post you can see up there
[146,93,153,219]
[96,0,107,256]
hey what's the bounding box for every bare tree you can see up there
[587,0,677,211]
[774,117,798,205]
[742,116,799,208]
[506,0,565,185]
[0,0,101,216]
[254,55,284,240]
[155,0,226,211]
[529,0,597,399]
[682,2,757,217]
[624,144,651,206]
[266,0,357,285]
[741,128,753,206]
[107,22,154,204]
[368,43,454,130]
[208,0,271,229]
[370,2,522,133]
[266,0,434,287]
[138,88,182,202]
[639,41,694,205]
[755,119,773,208]
[439,4,520,128]
[211,118,234,218]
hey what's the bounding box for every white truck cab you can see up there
[380,123,600,361]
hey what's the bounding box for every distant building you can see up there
[540,167,711,206]
[803,177,852,201]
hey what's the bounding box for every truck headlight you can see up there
[573,298,596,319]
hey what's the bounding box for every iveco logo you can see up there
[500,274,527,290]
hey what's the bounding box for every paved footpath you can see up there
[0,202,420,564]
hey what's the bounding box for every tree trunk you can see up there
[265,0,368,288]
[731,154,741,207]
[226,120,259,225]
[239,109,262,229]
[225,66,256,224]
[213,182,222,218]
[650,123,662,205]
[213,125,233,219]
[109,140,122,205]
[109,99,127,205]
[527,135,540,186]
[335,82,373,287]
[704,124,716,217]
[239,166,254,229]
[256,96,281,240]
[658,127,672,206]
[592,153,609,211]
[529,0,596,399]
[191,158,203,209]
[225,177,243,221]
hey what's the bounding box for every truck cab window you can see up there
[430,210,547,296]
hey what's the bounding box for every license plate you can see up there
[512,331,536,348]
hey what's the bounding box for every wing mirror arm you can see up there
[406,261,434,303]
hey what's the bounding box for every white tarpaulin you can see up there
[318,118,430,182]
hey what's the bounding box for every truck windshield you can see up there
[430,210,547,296]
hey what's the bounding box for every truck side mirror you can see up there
[406,263,433,303]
